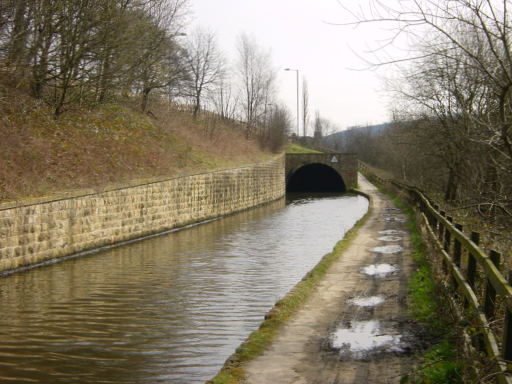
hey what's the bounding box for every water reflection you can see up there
[348,296,386,307]
[330,320,404,359]
[0,194,368,383]
[362,264,398,277]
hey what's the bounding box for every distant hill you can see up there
[322,123,391,152]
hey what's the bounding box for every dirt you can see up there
[243,175,425,384]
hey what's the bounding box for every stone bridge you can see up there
[285,153,358,193]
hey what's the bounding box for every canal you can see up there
[0,194,368,383]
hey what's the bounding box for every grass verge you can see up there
[207,190,372,384]
[372,181,463,384]
[285,143,322,154]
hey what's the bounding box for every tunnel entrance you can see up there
[287,163,346,193]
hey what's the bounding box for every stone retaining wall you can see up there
[0,156,285,274]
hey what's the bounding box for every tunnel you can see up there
[286,163,346,193]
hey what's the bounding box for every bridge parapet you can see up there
[285,153,358,191]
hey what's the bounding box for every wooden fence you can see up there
[358,162,512,383]
[357,161,390,186]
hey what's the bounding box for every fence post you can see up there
[444,216,452,252]
[431,204,439,232]
[453,223,463,267]
[441,217,452,275]
[451,223,463,289]
[484,250,501,321]
[438,210,446,243]
[467,232,479,289]
[502,272,512,361]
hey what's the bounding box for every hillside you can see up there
[322,123,390,152]
[0,86,273,203]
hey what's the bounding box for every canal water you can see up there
[0,194,368,383]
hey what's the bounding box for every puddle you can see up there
[330,320,404,359]
[362,264,398,277]
[378,235,402,242]
[383,207,402,212]
[348,296,386,307]
[379,230,406,235]
[379,217,407,223]
[370,245,403,254]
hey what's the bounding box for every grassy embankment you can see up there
[284,143,322,154]
[0,86,273,203]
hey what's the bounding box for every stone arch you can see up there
[286,163,346,193]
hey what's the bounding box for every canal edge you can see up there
[0,155,286,278]
[206,186,373,384]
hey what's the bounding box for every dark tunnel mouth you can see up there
[286,163,346,193]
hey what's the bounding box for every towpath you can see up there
[243,174,421,384]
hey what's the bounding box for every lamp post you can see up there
[284,68,300,136]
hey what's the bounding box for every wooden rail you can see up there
[357,161,390,186]
[358,162,511,383]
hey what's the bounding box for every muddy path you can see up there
[243,175,422,384]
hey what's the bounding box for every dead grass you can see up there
[285,143,322,154]
[0,84,272,202]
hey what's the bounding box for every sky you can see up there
[187,0,393,135]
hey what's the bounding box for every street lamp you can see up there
[284,68,300,136]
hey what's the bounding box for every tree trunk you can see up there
[7,1,29,69]
[31,35,51,99]
[98,55,111,103]
[141,87,151,112]
[192,105,199,120]
[444,168,457,201]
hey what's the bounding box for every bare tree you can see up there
[5,0,29,70]
[51,0,106,115]
[0,0,191,114]
[267,104,290,152]
[183,27,224,119]
[130,0,190,112]
[235,33,276,138]
[313,110,323,143]
[210,74,238,121]
[340,0,512,221]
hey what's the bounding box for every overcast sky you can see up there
[188,0,392,134]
